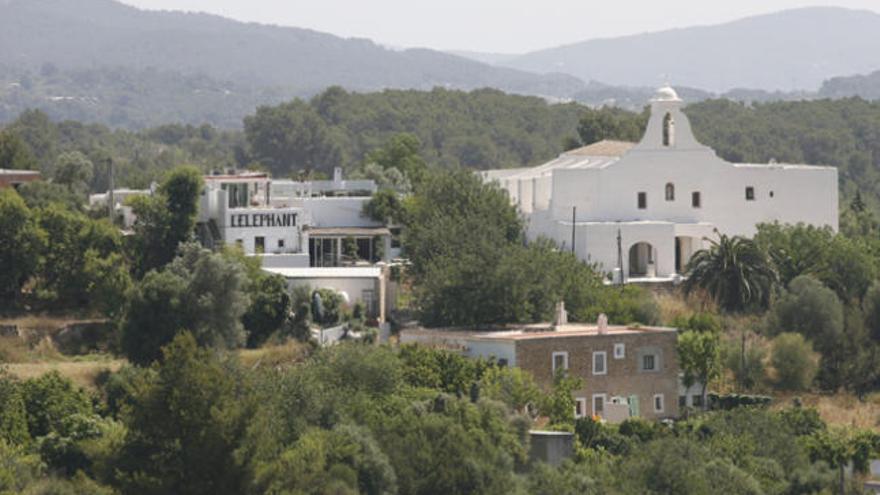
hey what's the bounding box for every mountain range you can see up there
[0,0,582,97]
[476,7,880,92]
[3,1,880,129]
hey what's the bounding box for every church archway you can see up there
[629,242,656,278]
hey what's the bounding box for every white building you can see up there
[197,169,394,269]
[483,86,839,281]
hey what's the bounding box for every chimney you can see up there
[553,301,568,327]
[597,313,608,335]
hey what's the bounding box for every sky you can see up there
[119,0,880,53]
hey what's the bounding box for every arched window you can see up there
[665,183,675,201]
[662,112,675,147]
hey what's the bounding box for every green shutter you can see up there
[629,395,640,418]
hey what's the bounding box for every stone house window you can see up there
[592,351,607,375]
[613,343,625,359]
[552,352,568,375]
[574,398,587,418]
[654,394,665,413]
[593,394,606,416]
[745,186,755,201]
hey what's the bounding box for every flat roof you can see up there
[263,266,382,279]
[403,323,677,342]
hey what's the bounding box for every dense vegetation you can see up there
[9,83,880,492]
[2,336,877,495]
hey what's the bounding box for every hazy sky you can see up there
[119,0,880,53]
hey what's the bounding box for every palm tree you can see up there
[684,231,778,313]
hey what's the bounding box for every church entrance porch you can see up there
[628,242,657,278]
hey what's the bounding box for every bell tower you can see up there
[632,86,711,152]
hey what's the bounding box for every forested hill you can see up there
[497,7,880,92]
[0,0,583,98]
[6,87,880,215]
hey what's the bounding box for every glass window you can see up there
[277,239,285,248]
[692,191,701,208]
[642,354,656,371]
[552,352,568,374]
[692,394,703,408]
[614,343,625,359]
[654,394,665,413]
[593,394,606,416]
[255,236,265,254]
[746,186,755,201]
[637,192,647,209]
[593,351,607,375]
[665,183,675,201]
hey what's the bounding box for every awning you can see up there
[306,226,392,237]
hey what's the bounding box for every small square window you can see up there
[552,352,568,375]
[679,395,687,408]
[642,354,656,371]
[692,394,703,408]
[613,343,625,359]
[277,239,285,248]
[745,186,755,201]
[574,397,587,419]
[592,351,607,375]
[692,191,701,208]
[637,192,647,209]
[654,394,665,413]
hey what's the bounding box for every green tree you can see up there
[770,333,818,391]
[130,166,203,275]
[115,332,251,495]
[7,109,58,173]
[53,151,94,196]
[244,99,344,177]
[0,130,38,170]
[766,275,843,354]
[20,371,92,439]
[362,189,405,224]
[121,243,249,365]
[15,181,83,211]
[479,366,542,414]
[0,372,29,447]
[252,425,397,495]
[242,272,291,348]
[576,107,647,145]
[0,189,44,302]
[684,232,777,313]
[677,330,722,409]
[0,439,42,494]
[35,204,130,313]
[364,133,427,183]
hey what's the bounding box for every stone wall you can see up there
[514,329,680,420]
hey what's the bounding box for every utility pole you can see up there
[570,206,576,254]
[107,158,114,225]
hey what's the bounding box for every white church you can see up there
[483,86,839,282]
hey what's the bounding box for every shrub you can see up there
[20,371,93,438]
[770,333,818,391]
